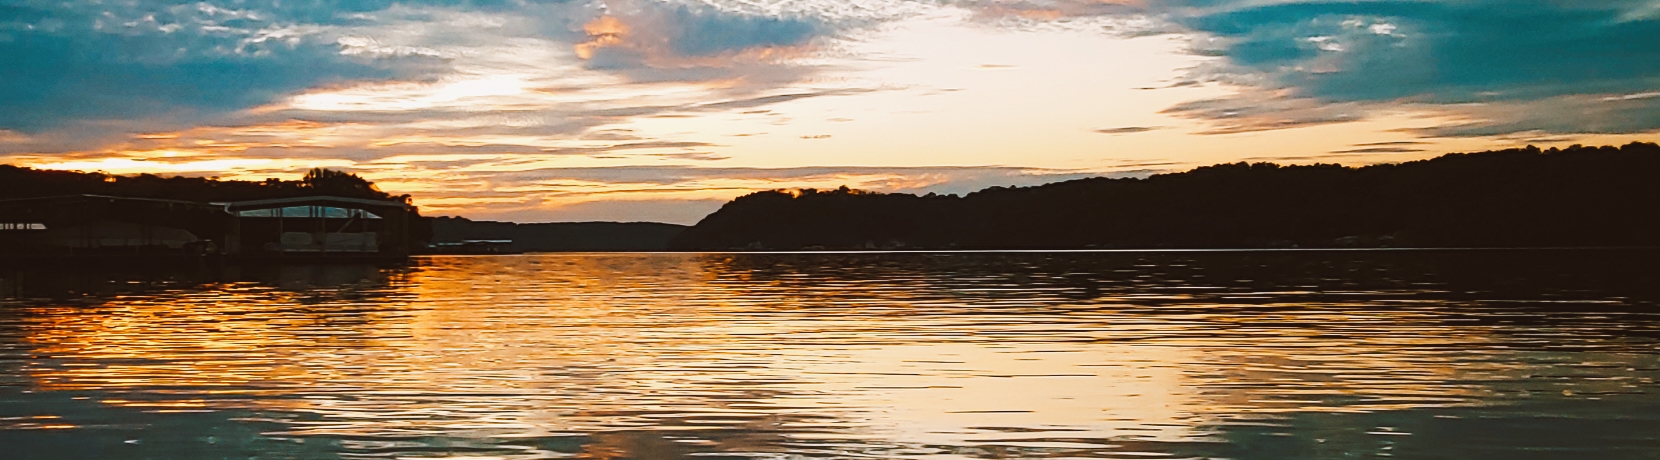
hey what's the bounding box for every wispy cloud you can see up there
[1093,126,1164,134]
[1328,147,1424,154]
[1160,92,1367,134]
[1352,141,1426,147]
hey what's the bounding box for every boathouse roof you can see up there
[216,196,412,212]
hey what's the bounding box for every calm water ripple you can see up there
[2,249,1658,459]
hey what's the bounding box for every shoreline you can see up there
[419,246,1660,255]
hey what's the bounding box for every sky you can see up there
[1,0,1655,224]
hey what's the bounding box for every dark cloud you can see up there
[542,141,719,155]
[692,89,872,111]
[1107,161,1180,169]
[1242,154,1404,162]
[1328,147,1424,154]
[1408,92,1660,138]
[1160,93,1366,134]
[1093,126,1163,134]
[1353,141,1426,147]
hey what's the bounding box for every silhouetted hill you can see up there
[670,143,1660,250]
[431,217,687,252]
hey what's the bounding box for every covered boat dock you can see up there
[0,195,227,257]
[0,194,413,261]
[219,196,413,259]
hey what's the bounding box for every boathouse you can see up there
[0,194,413,260]
[219,196,413,258]
[0,195,226,257]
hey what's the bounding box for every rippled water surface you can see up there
[3,250,1659,459]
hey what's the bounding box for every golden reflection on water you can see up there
[5,251,1660,458]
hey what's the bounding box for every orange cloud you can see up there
[569,11,818,72]
[575,15,631,60]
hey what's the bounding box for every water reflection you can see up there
[2,250,1658,459]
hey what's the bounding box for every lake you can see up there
[2,250,1658,459]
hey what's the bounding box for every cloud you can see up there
[1161,0,1660,135]
[8,0,1653,145]
[1093,126,1163,134]
[458,198,732,225]
[1160,91,1366,134]
[561,1,835,89]
[1405,92,1660,138]
[1352,141,1426,147]
[664,6,823,57]
[952,0,1159,32]
[1327,147,1423,154]
[0,1,448,135]
[0,0,855,147]
[690,89,872,110]
[1179,1,1658,102]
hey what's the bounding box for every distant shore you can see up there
[669,143,1660,252]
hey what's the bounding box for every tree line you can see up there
[670,143,1660,250]
[0,166,406,203]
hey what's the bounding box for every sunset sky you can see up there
[2,0,1655,223]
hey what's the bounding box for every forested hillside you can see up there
[670,143,1660,250]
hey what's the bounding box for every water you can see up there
[2,250,1658,459]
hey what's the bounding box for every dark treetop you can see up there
[670,143,1660,251]
[0,166,404,203]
